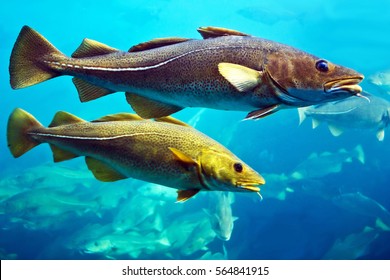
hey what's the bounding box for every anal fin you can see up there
[245,105,280,120]
[177,189,200,202]
[328,125,344,137]
[125,92,183,118]
[85,156,127,182]
[50,144,79,162]
[73,78,115,102]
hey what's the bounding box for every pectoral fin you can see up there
[85,157,127,182]
[177,189,200,202]
[218,63,262,92]
[168,147,198,170]
[126,92,183,118]
[73,78,115,102]
[245,104,280,120]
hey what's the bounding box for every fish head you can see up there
[199,149,265,193]
[210,215,235,241]
[265,50,364,105]
[83,239,112,254]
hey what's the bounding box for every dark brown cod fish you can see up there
[9,26,364,119]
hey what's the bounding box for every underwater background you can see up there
[1,0,390,259]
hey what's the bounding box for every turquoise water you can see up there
[1,0,390,259]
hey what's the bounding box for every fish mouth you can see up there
[324,76,363,95]
[236,179,265,192]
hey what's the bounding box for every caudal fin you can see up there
[9,26,64,89]
[7,108,43,157]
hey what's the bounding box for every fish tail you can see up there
[7,108,43,158]
[9,26,64,89]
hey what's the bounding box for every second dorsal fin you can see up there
[129,37,190,52]
[197,26,250,39]
[49,111,86,127]
[72,38,119,58]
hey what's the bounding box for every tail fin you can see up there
[7,108,43,157]
[9,26,64,89]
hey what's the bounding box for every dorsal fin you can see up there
[49,111,85,127]
[92,113,143,122]
[125,92,183,118]
[129,37,190,52]
[85,157,127,182]
[197,26,250,39]
[72,38,119,58]
[155,116,190,127]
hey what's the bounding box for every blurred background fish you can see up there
[298,93,390,141]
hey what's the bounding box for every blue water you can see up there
[1,0,390,260]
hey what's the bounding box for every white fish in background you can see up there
[332,192,390,230]
[298,93,390,141]
[112,194,163,233]
[205,192,238,241]
[369,70,390,96]
[260,173,294,201]
[322,226,379,259]
[137,183,177,202]
[180,218,216,256]
[83,231,170,259]
[290,145,365,181]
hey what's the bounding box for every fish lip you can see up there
[236,181,264,192]
[324,76,364,95]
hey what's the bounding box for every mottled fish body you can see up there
[298,93,390,141]
[7,109,264,202]
[10,26,363,119]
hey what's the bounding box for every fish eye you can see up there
[316,59,329,72]
[233,162,243,173]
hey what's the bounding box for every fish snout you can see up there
[235,178,265,192]
[324,75,364,95]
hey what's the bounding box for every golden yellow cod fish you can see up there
[9,26,364,119]
[7,109,265,202]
